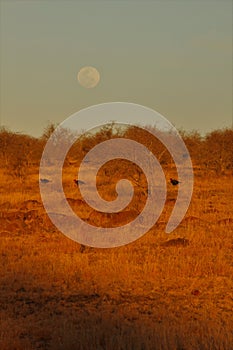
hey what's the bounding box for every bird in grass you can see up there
[170,178,181,186]
[74,179,85,186]
[40,178,50,183]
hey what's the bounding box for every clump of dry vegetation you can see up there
[0,125,232,350]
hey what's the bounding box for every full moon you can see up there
[77,66,100,89]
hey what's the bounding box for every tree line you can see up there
[0,123,232,179]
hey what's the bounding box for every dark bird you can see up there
[40,178,50,183]
[74,179,85,186]
[170,178,180,186]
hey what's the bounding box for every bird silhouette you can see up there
[170,178,180,186]
[74,179,85,186]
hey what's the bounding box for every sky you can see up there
[0,0,232,138]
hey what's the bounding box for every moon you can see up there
[77,66,100,89]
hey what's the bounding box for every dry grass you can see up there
[0,165,233,350]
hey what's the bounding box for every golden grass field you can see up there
[0,161,233,349]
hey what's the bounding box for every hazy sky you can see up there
[0,0,232,137]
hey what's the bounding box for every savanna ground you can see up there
[0,126,233,349]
